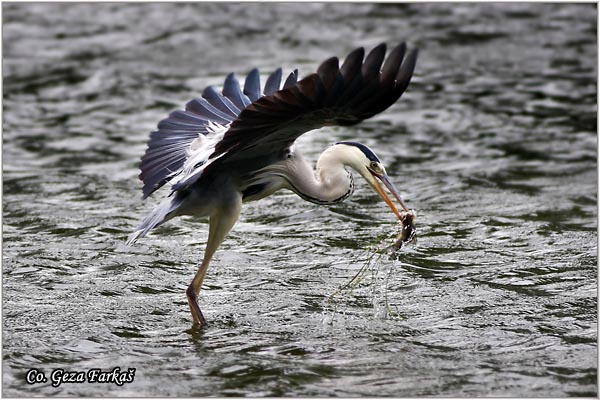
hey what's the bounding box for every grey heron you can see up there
[128,42,418,326]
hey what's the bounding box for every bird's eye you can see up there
[370,162,381,172]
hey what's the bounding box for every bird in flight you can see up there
[128,42,418,327]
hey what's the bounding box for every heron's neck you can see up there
[285,147,355,205]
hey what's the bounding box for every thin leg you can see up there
[185,194,242,327]
[186,269,208,326]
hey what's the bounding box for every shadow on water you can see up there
[2,2,597,397]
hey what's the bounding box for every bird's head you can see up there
[334,141,409,220]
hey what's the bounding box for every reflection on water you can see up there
[3,2,597,397]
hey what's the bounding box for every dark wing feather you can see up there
[361,43,387,82]
[380,43,406,87]
[211,42,418,164]
[340,47,365,82]
[283,69,299,89]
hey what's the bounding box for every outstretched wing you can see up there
[211,42,418,164]
[138,68,299,198]
[139,42,417,197]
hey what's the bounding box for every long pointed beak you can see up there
[371,172,409,220]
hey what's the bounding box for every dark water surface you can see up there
[3,3,597,397]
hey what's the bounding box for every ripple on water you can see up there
[2,2,597,398]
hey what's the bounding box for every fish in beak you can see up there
[367,168,417,250]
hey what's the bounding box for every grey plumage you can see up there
[263,68,282,95]
[185,98,232,124]
[243,68,261,102]
[223,73,251,109]
[201,86,240,117]
[130,43,419,326]
[128,191,186,244]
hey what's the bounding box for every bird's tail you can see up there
[127,193,185,245]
